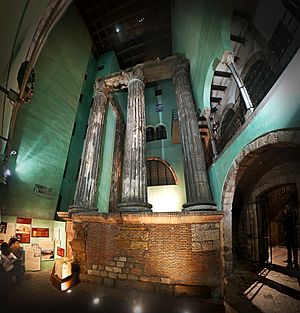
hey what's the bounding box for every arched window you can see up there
[146,158,177,186]
[146,126,155,142]
[156,125,167,140]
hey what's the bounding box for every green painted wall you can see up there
[58,54,97,212]
[96,51,120,77]
[96,104,117,212]
[172,0,232,110]
[1,5,92,220]
[209,53,300,208]
[145,80,186,212]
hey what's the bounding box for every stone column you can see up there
[222,51,254,114]
[203,109,218,158]
[69,80,110,215]
[117,68,152,212]
[172,59,215,211]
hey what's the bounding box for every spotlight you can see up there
[66,289,72,294]
[93,298,100,305]
[133,305,142,313]
[116,27,120,33]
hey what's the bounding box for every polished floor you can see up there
[2,270,224,313]
[2,249,300,313]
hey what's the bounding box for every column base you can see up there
[117,202,152,213]
[68,205,98,217]
[182,201,217,212]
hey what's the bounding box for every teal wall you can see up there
[96,51,120,77]
[58,54,97,212]
[145,80,186,211]
[96,104,117,212]
[1,5,92,219]
[172,0,232,110]
[209,53,300,208]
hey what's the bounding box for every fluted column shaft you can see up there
[118,69,152,212]
[172,60,215,210]
[70,84,109,213]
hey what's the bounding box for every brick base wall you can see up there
[64,211,223,298]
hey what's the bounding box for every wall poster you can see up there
[16,217,32,243]
[32,228,49,238]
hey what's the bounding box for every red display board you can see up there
[32,228,49,237]
[16,217,32,224]
[57,247,65,257]
[16,233,30,243]
[16,217,32,243]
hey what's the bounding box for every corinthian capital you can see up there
[95,78,112,95]
[125,67,144,86]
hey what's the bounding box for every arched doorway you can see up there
[257,183,298,265]
[222,129,300,274]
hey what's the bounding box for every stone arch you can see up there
[221,129,300,274]
[203,58,221,109]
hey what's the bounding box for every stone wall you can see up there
[66,212,223,298]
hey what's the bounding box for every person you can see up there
[0,242,21,285]
[281,203,298,267]
[9,237,24,277]
[8,237,22,258]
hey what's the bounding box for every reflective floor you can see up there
[3,250,300,313]
[3,270,224,313]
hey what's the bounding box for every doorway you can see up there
[257,184,299,266]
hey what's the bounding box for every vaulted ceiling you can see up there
[75,0,172,70]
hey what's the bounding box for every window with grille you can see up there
[146,158,176,186]
[146,127,155,142]
[156,125,167,140]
